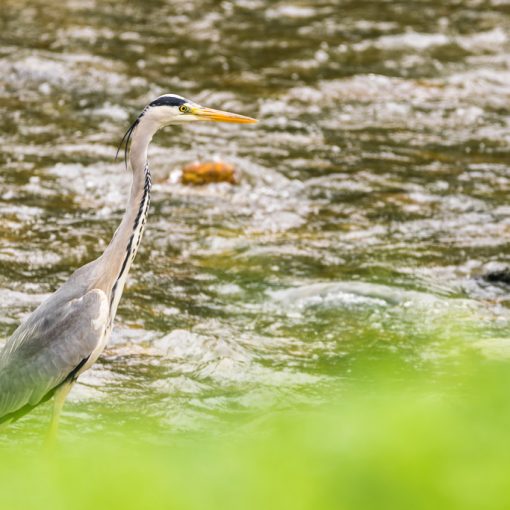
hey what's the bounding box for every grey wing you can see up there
[0,289,108,420]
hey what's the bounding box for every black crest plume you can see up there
[116,116,141,170]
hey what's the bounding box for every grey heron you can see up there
[0,94,256,439]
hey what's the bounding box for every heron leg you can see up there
[45,380,73,447]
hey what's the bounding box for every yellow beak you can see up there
[192,106,257,124]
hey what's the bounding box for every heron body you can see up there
[0,94,255,435]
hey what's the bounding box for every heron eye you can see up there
[179,104,191,113]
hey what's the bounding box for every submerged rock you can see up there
[482,268,510,286]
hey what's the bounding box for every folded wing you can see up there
[0,289,108,422]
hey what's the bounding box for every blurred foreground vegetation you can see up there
[1,352,510,510]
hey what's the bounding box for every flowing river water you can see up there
[1,0,510,438]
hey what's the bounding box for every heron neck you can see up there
[97,119,159,317]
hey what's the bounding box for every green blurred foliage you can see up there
[1,356,510,510]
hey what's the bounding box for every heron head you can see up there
[117,93,256,166]
[144,94,257,126]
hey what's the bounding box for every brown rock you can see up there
[181,161,238,185]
